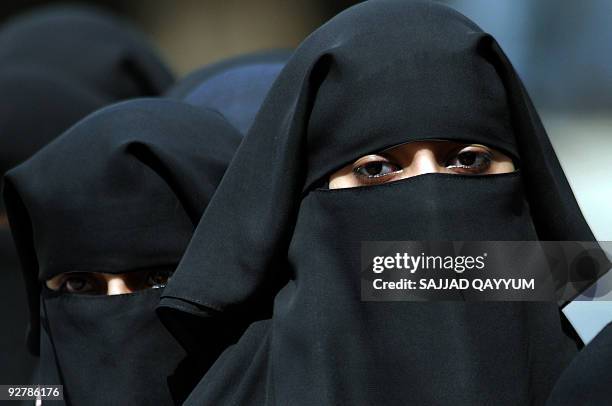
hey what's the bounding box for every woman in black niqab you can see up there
[3,99,241,405]
[159,1,600,404]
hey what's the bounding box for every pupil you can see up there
[365,162,383,176]
[67,278,85,291]
[458,152,476,166]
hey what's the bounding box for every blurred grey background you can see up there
[1,0,608,242]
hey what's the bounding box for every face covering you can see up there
[3,99,241,405]
[0,224,35,387]
[0,5,174,99]
[158,1,599,404]
[165,50,291,135]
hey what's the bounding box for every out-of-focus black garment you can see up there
[165,50,291,135]
[0,5,174,100]
[3,99,241,405]
[158,1,601,405]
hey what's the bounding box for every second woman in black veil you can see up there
[158,1,601,404]
[3,99,241,405]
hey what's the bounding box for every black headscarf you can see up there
[165,50,291,135]
[0,5,174,100]
[158,1,601,404]
[3,99,241,405]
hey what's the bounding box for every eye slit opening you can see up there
[51,272,100,294]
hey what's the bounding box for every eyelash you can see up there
[352,147,493,183]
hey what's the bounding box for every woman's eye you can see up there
[353,161,401,179]
[446,148,492,173]
[147,270,173,288]
[61,275,95,294]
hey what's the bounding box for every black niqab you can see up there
[158,1,601,404]
[3,99,241,405]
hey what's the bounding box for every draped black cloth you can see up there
[158,1,602,404]
[3,99,241,405]
[165,50,291,135]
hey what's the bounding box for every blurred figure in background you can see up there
[3,98,241,405]
[0,5,173,99]
[165,49,291,135]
